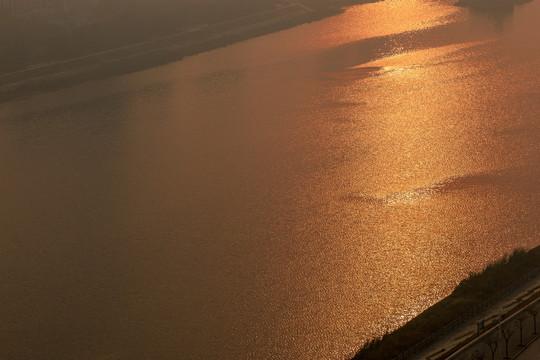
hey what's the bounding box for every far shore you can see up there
[455,0,533,9]
[0,1,377,102]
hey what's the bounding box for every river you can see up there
[0,0,539,359]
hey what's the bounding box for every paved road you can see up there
[516,336,540,360]
[413,275,540,360]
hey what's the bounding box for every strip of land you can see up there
[417,275,539,359]
[351,247,540,360]
[0,1,374,102]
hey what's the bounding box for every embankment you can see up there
[351,246,540,360]
[0,1,376,102]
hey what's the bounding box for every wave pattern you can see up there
[347,172,505,205]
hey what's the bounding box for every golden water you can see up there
[0,0,538,359]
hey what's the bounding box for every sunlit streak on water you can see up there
[347,39,498,72]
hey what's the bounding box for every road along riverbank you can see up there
[351,247,540,360]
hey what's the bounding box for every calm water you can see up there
[0,1,539,359]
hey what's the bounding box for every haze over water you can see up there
[1,0,539,359]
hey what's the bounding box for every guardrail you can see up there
[392,267,540,360]
[446,296,540,360]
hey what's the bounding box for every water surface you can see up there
[0,0,539,359]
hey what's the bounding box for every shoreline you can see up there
[351,246,540,360]
[455,0,533,9]
[0,1,375,102]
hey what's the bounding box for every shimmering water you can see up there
[0,1,539,359]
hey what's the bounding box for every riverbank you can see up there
[455,0,533,9]
[351,247,540,360]
[0,1,375,102]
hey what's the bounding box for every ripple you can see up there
[347,171,507,204]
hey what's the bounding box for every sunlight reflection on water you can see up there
[0,0,538,359]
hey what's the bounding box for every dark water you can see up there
[0,1,539,359]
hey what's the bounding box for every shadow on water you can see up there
[295,14,506,79]
[468,6,516,32]
[345,166,540,205]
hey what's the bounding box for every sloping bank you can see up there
[0,1,375,102]
[351,246,540,360]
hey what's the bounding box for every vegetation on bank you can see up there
[352,247,540,360]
